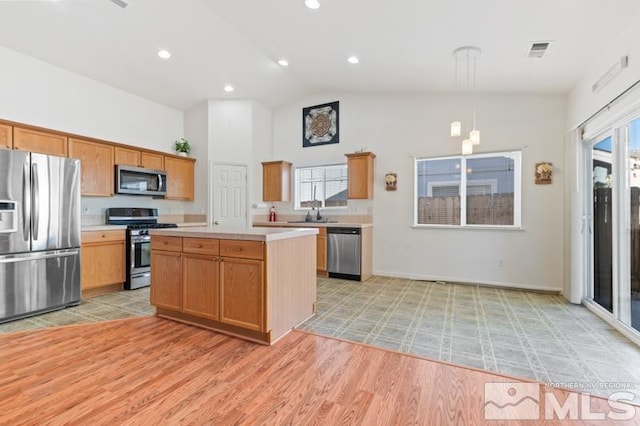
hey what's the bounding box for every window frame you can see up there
[413,151,522,229]
[294,163,349,210]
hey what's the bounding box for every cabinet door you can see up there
[183,253,219,320]
[262,161,291,202]
[0,123,12,149]
[81,242,125,290]
[164,156,194,200]
[141,152,164,170]
[220,257,264,331]
[114,147,141,166]
[68,138,114,196]
[346,152,376,199]
[150,250,182,310]
[13,127,68,157]
[317,234,327,272]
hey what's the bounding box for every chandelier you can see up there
[450,46,481,155]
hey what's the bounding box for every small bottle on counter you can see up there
[269,206,277,222]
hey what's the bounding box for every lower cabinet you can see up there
[151,237,266,333]
[81,230,126,297]
[150,249,183,311]
[316,228,327,275]
[183,253,220,321]
[220,257,264,331]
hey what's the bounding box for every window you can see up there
[295,164,348,209]
[414,151,521,227]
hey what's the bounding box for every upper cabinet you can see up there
[114,147,164,171]
[165,156,195,200]
[262,161,291,202]
[0,124,12,149]
[114,146,141,167]
[141,152,164,170]
[68,138,114,196]
[346,152,376,199]
[13,126,68,157]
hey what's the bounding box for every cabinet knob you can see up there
[196,244,202,248]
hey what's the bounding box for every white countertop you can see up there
[253,221,373,229]
[150,226,319,242]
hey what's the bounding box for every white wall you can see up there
[0,46,195,219]
[184,101,209,217]
[207,100,273,220]
[271,93,566,291]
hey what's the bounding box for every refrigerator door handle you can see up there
[0,249,80,264]
[22,160,30,241]
[32,163,40,238]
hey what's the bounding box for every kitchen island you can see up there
[149,226,318,344]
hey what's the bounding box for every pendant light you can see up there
[450,46,482,154]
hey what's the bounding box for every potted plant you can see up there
[174,138,191,157]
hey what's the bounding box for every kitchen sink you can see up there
[287,220,337,223]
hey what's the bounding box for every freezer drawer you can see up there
[327,227,361,281]
[0,249,81,323]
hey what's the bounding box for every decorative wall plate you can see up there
[302,101,339,147]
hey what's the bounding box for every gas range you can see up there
[105,208,177,290]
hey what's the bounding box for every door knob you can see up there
[214,221,220,225]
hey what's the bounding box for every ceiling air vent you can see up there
[528,42,550,59]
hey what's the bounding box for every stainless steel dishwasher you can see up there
[327,227,361,281]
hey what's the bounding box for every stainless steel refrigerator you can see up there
[0,150,81,323]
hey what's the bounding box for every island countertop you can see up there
[149,226,318,242]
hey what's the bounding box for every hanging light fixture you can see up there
[450,46,482,154]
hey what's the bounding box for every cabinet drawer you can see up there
[220,240,264,260]
[151,236,182,252]
[82,230,125,244]
[183,238,219,255]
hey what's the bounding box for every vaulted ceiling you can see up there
[0,0,638,111]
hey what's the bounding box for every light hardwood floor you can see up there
[1,316,637,425]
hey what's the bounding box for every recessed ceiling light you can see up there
[224,85,235,93]
[347,56,360,64]
[157,49,171,59]
[277,59,289,67]
[304,0,320,9]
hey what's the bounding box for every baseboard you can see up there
[372,270,562,294]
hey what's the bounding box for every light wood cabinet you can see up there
[220,257,264,331]
[68,138,114,196]
[13,126,68,157]
[183,253,220,321]
[150,250,183,311]
[346,152,376,199]
[114,146,141,166]
[262,161,291,202]
[141,152,164,170]
[151,232,315,344]
[0,123,12,149]
[81,230,126,295]
[316,228,327,274]
[164,156,195,200]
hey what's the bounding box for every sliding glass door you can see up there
[590,136,614,313]
[585,114,640,335]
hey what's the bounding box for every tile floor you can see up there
[0,287,153,334]
[2,277,640,402]
[298,276,640,402]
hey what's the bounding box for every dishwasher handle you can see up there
[327,227,360,235]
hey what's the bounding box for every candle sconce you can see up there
[385,172,397,191]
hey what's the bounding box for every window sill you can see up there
[411,224,525,231]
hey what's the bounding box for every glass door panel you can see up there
[629,118,640,330]
[593,137,613,312]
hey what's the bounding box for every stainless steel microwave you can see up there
[115,165,167,196]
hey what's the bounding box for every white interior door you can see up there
[211,163,247,228]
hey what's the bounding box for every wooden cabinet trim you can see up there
[82,230,125,244]
[151,236,183,252]
[220,240,264,260]
[13,126,68,157]
[183,238,220,255]
[0,123,12,149]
